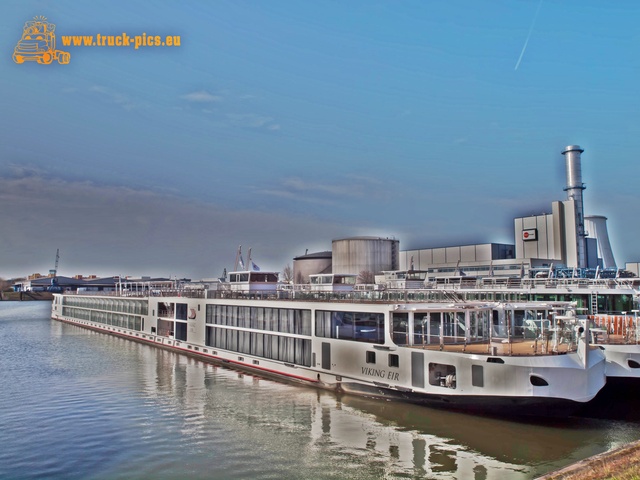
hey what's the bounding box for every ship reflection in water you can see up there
[87,328,635,480]
[2,303,638,480]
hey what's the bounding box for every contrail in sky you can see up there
[515,0,543,71]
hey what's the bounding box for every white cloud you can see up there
[180,90,222,103]
[226,113,279,130]
[0,174,348,279]
[280,177,370,197]
[7,163,47,178]
[89,85,139,111]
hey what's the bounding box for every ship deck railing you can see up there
[66,284,637,311]
[402,337,580,356]
[426,277,639,291]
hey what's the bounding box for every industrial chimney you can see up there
[561,145,587,268]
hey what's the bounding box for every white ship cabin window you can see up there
[334,275,356,285]
[174,322,187,341]
[230,273,250,282]
[176,303,188,320]
[249,273,278,283]
[205,305,312,335]
[310,274,356,285]
[392,313,408,346]
[158,302,175,319]
[204,327,312,367]
[315,311,385,344]
[366,351,376,364]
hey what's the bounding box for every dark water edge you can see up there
[1,301,639,480]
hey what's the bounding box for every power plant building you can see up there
[400,145,619,278]
[294,145,624,282]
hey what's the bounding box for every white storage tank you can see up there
[292,251,332,284]
[332,237,399,276]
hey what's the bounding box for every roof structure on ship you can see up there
[29,276,170,287]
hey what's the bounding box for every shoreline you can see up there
[537,439,640,479]
[0,291,53,301]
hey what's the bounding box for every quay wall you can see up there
[0,291,53,301]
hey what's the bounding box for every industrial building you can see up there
[295,145,628,283]
[400,145,622,279]
[293,237,398,283]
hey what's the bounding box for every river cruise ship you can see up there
[51,271,607,417]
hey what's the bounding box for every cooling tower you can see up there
[585,215,617,269]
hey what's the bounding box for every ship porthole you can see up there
[530,375,549,387]
[628,359,640,369]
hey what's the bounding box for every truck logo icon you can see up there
[13,16,70,65]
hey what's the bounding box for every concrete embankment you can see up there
[537,439,640,479]
[0,291,53,301]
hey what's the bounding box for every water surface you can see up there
[1,302,638,479]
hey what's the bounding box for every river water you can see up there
[1,302,639,480]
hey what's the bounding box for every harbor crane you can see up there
[48,249,62,292]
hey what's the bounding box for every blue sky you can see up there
[1,0,639,279]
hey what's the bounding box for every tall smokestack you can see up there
[562,145,587,268]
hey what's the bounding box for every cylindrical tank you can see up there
[331,237,399,276]
[292,251,332,284]
[585,215,617,269]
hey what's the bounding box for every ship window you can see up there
[366,351,376,364]
[176,303,188,320]
[392,313,408,345]
[388,354,399,368]
[530,375,549,387]
[487,357,504,364]
[315,310,385,344]
[175,322,187,341]
[428,363,456,389]
[628,359,640,369]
